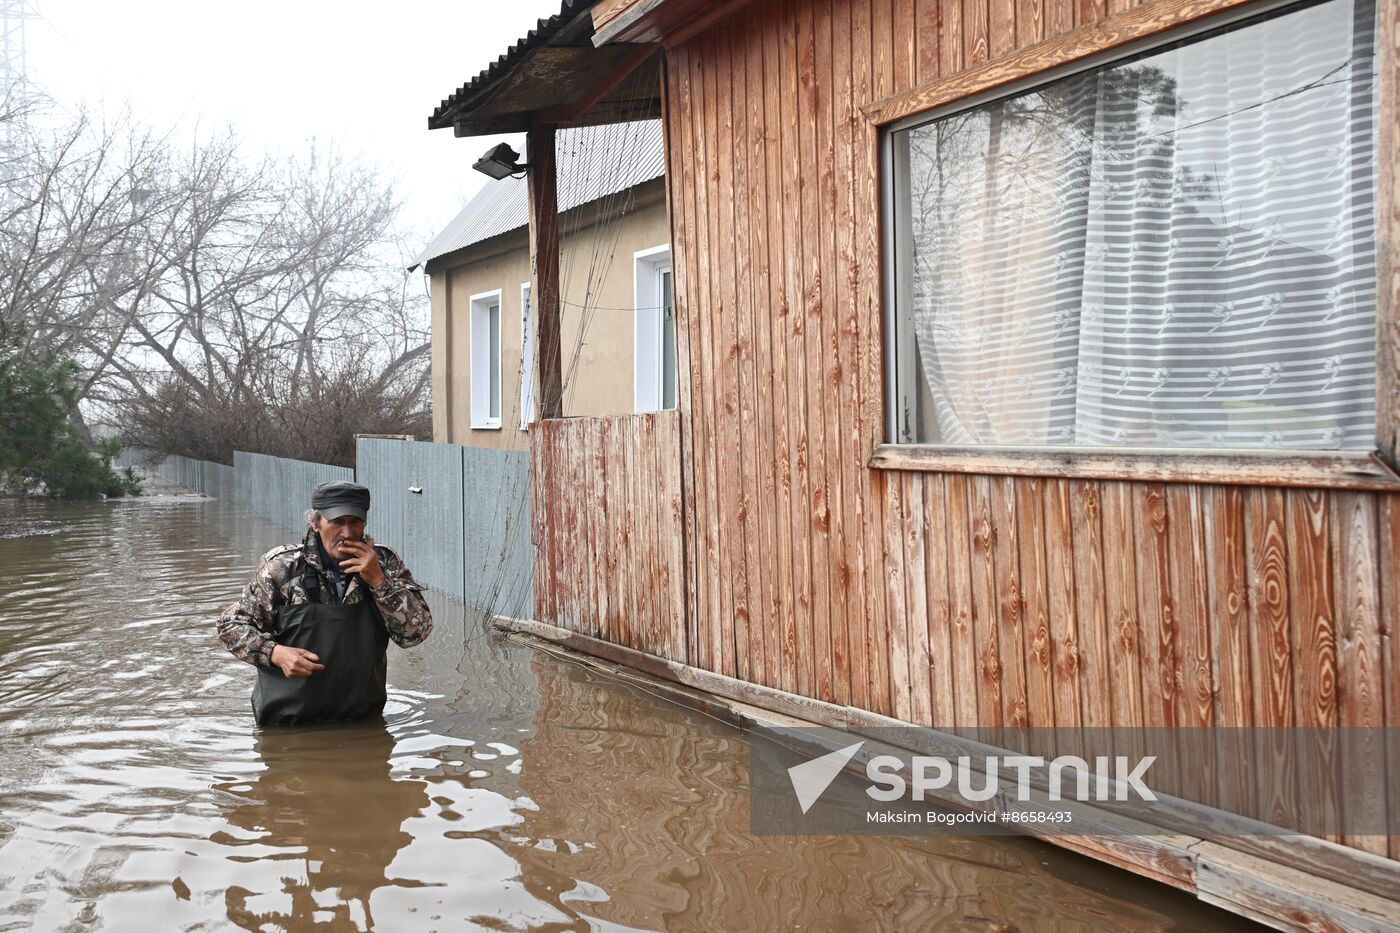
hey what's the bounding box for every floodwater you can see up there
[0,496,1256,931]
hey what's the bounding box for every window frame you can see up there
[868,0,1400,490]
[634,244,676,413]
[469,288,503,430]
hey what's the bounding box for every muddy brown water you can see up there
[0,496,1257,931]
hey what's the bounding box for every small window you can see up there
[470,290,502,429]
[634,245,677,412]
[519,283,534,430]
[887,0,1378,451]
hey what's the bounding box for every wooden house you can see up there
[426,0,1400,926]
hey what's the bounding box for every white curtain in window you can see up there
[904,0,1376,448]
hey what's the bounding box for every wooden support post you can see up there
[528,123,563,420]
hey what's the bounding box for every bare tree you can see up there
[1,95,430,467]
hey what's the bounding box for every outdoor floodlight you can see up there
[473,142,528,180]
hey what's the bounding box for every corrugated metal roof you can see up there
[411,118,665,271]
[428,0,594,132]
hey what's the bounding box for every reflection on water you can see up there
[215,723,429,930]
[0,497,1254,931]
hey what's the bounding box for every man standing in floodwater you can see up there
[216,481,433,726]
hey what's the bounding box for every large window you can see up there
[469,289,502,429]
[887,0,1378,451]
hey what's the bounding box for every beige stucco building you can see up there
[416,121,672,450]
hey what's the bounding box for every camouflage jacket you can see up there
[216,527,433,669]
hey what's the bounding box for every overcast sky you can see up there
[25,0,564,242]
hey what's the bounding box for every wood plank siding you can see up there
[656,0,1400,858]
[531,412,687,662]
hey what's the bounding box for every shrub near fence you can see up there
[115,449,235,501]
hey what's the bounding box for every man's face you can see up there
[317,514,367,562]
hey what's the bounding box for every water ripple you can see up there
[0,498,1249,931]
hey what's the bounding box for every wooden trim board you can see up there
[863,0,1285,126]
[868,445,1400,491]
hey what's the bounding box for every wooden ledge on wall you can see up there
[867,444,1400,492]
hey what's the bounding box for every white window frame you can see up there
[871,0,1400,490]
[469,288,502,430]
[633,244,674,412]
[519,282,534,431]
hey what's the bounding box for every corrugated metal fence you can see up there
[115,449,237,502]
[232,452,353,532]
[356,439,532,619]
[115,443,533,614]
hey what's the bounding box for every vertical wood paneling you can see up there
[707,28,741,680]
[947,474,981,729]
[968,475,1004,728]
[1015,478,1054,733]
[682,41,718,673]
[531,413,685,660]
[915,0,941,84]
[1245,487,1297,829]
[652,0,1399,865]
[806,0,834,700]
[903,474,932,724]
[664,46,699,665]
[941,0,964,76]
[742,3,774,689]
[1332,491,1387,855]
[1070,481,1110,729]
[779,0,815,698]
[1134,483,1179,794]
[1205,486,1252,816]
[990,0,1016,59]
[832,0,863,710]
[966,0,991,66]
[1287,489,1340,841]
[866,0,895,717]
[1017,0,1044,48]
[883,473,912,720]
[1100,482,1142,730]
[760,1,798,696]
[1043,479,1081,729]
[1046,0,1074,39]
[663,415,687,661]
[926,475,956,726]
[717,23,752,683]
[580,421,598,637]
[1381,497,1400,860]
[992,477,1029,729]
[1167,484,1214,804]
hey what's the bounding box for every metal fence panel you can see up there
[119,442,528,610]
[355,438,408,577]
[462,445,532,620]
[355,439,532,616]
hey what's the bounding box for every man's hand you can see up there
[271,644,325,678]
[338,538,385,588]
